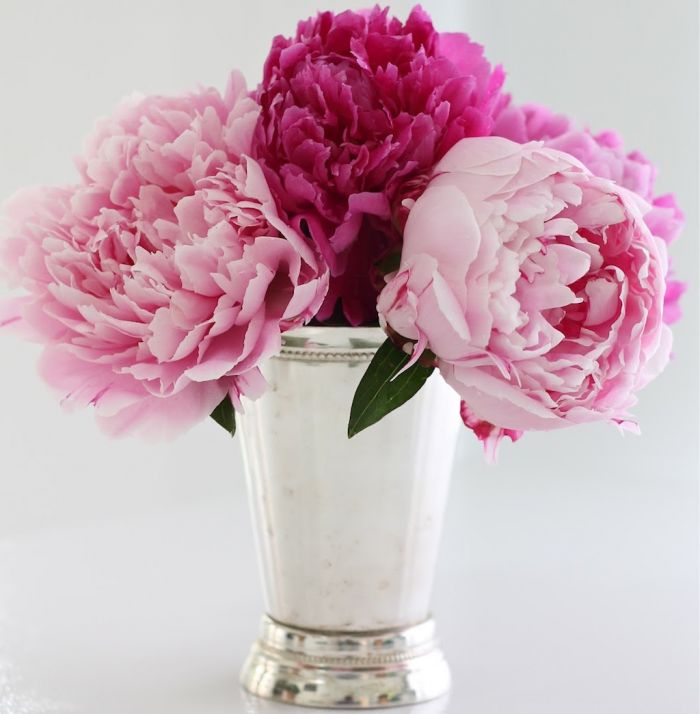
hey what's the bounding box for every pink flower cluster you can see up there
[1,73,326,437]
[0,6,685,452]
[379,138,672,457]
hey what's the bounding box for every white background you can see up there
[0,1,697,713]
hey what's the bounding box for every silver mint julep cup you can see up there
[239,327,460,709]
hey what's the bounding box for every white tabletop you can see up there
[0,428,695,714]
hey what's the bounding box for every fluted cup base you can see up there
[240,616,450,709]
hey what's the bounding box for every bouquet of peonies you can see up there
[0,6,685,459]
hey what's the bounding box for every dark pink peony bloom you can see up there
[255,5,505,324]
[0,73,328,437]
[493,102,686,325]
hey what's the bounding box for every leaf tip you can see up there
[210,394,237,437]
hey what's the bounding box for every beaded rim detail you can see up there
[275,346,378,362]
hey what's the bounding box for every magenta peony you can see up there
[378,137,671,456]
[0,73,328,437]
[493,102,685,324]
[255,5,505,325]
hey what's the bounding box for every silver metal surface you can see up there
[239,326,460,708]
[240,616,450,709]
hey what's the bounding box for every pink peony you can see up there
[378,137,672,456]
[459,401,522,463]
[0,73,328,437]
[493,102,686,324]
[255,5,504,324]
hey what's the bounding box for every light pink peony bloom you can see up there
[378,137,671,456]
[493,102,685,324]
[0,73,328,437]
[459,401,522,463]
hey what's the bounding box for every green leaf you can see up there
[348,338,434,438]
[375,250,402,276]
[210,394,236,437]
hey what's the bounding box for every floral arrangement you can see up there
[0,6,684,459]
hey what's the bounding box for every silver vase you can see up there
[239,327,460,709]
